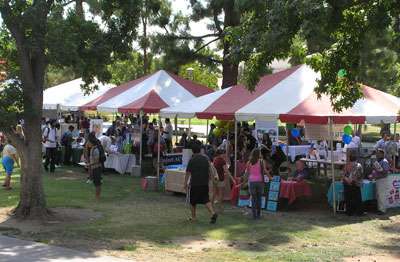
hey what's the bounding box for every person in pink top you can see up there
[243,148,274,219]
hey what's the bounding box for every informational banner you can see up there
[90,119,103,138]
[255,120,279,145]
[386,174,400,208]
[163,153,183,166]
[305,124,346,141]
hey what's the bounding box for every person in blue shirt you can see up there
[288,160,308,182]
[106,121,116,136]
[375,132,388,149]
[374,148,389,215]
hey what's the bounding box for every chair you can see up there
[279,161,290,178]
[336,191,346,212]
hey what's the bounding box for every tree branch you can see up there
[177,33,220,40]
[194,37,221,54]
[213,12,223,34]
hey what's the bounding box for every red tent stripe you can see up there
[362,85,400,114]
[166,72,214,97]
[197,65,302,119]
[78,73,155,111]
[118,90,169,114]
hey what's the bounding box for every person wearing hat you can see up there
[43,119,58,173]
[374,148,389,215]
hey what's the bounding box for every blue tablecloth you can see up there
[327,181,376,206]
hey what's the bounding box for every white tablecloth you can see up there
[282,145,312,162]
[104,154,136,174]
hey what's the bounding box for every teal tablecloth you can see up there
[327,181,376,206]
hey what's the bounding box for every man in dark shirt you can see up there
[184,144,218,224]
[244,128,257,151]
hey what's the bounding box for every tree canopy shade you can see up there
[0,0,141,219]
[230,0,400,111]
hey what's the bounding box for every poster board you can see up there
[255,120,279,146]
[386,174,400,208]
[90,119,103,138]
[266,176,280,211]
[305,124,345,141]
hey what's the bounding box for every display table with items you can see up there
[327,180,375,207]
[281,145,312,162]
[300,158,346,176]
[164,167,231,200]
[104,153,136,174]
[279,180,312,204]
[72,146,84,164]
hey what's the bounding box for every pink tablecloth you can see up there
[279,181,312,204]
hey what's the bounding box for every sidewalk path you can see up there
[0,236,134,262]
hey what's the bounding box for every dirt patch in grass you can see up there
[0,207,102,234]
[343,254,400,262]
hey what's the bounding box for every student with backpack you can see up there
[61,125,74,166]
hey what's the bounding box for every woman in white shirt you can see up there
[2,139,20,190]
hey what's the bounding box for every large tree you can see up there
[0,0,141,219]
[152,0,240,89]
[230,0,400,111]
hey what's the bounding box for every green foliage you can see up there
[230,0,400,111]
[178,62,220,90]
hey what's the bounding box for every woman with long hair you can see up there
[211,149,235,213]
[243,148,274,219]
[261,133,272,160]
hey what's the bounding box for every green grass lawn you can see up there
[1,162,400,261]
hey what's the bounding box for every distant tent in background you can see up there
[79,70,214,113]
[43,78,115,111]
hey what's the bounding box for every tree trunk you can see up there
[76,0,84,19]
[380,123,391,136]
[221,0,239,89]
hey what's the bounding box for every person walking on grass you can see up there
[2,139,19,190]
[87,136,102,198]
[184,144,218,224]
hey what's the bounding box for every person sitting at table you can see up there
[266,160,279,177]
[288,160,308,182]
[375,132,387,149]
[341,153,366,216]
[179,133,190,148]
[288,124,300,145]
[189,134,202,147]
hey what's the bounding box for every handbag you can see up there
[206,156,219,185]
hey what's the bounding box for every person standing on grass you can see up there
[243,148,274,219]
[211,149,235,213]
[43,119,58,173]
[184,144,218,224]
[374,148,389,215]
[87,136,102,198]
[2,139,19,190]
[162,118,173,153]
[62,125,74,166]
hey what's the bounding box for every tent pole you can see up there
[139,110,143,166]
[157,114,161,188]
[285,127,289,161]
[175,116,178,146]
[189,118,192,138]
[330,117,336,216]
[206,119,209,152]
[234,118,238,178]
[394,121,397,167]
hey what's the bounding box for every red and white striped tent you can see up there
[160,64,400,124]
[79,70,214,113]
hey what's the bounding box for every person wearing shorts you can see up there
[211,149,235,213]
[2,139,19,190]
[184,144,218,224]
[88,137,102,198]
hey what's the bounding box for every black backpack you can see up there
[95,140,106,164]
[60,132,68,146]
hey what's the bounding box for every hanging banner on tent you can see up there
[305,124,346,141]
[255,120,279,145]
[90,119,103,138]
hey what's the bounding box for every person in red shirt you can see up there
[211,149,235,213]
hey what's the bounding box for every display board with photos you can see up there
[255,120,279,146]
[90,119,103,138]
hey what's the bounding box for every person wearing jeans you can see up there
[243,148,274,219]
[43,119,58,173]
